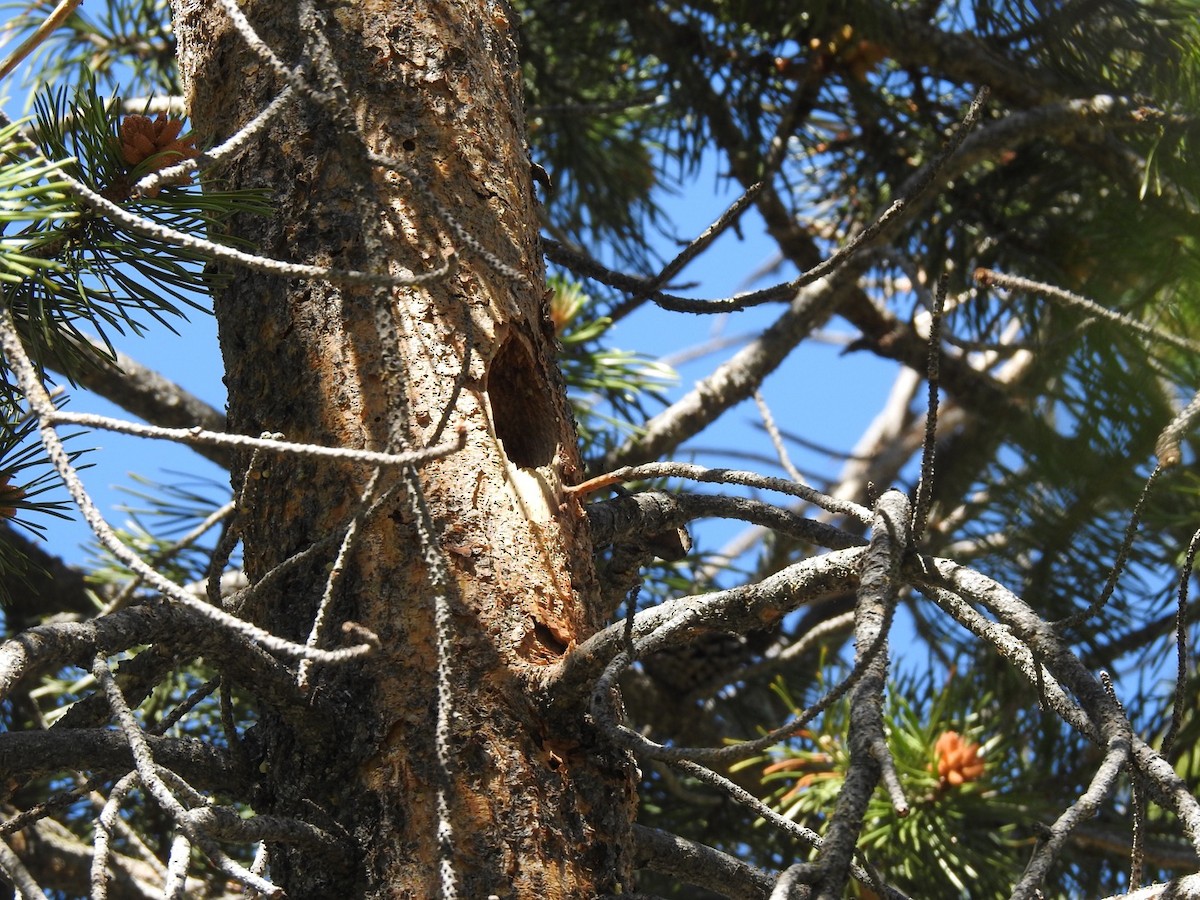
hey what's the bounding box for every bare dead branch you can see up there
[102,501,235,616]
[1162,528,1200,760]
[615,179,768,321]
[972,268,1200,358]
[755,389,806,485]
[46,408,466,469]
[586,490,864,556]
[815,491,910,899]
[0,599,197,702]
[54,338,230,468]
[163,833,192,899]
[0,728,244,794]
[183,805,346,850]
[576,461,872,525]
[92,653,281,896]
[91,772,131,897]
[541,237,667,296]
[0,831,46,900]
[1014,738,1130,899]
[29,130,458,287]
[553,547,863,704]
[631,824,774,900]
[600,270,861,470]
[669,759,907,900]
[134,88,297,197]
[911,274,948,540]
[1057,466,1163,629]
[298,468,381,693]
[913,557,1200,854]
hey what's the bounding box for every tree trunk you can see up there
[170,1,635,895]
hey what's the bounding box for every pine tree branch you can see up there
[599,268,862,471]
[54,339,230,468]
[606,7,1173,489]
[631,824,773,900]
[552,547,863,706]
[16,814,185,900]
[0,728,245,794]
[183,806,350,861]
[2,109,456,292]
[598,577,887,768]
[91,653,279,896]
[586,489,864,556]
[602,14,999,470]
[873,4,1069,107]
[0,596,317,738]
[0,598,191,700]
[913,556,1200,857]
[815,491,909,899]
[0,521,93,630]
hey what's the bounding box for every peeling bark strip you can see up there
[171,1,635,896]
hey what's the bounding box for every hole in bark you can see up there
[486,335,557,469]
[532,620,568,656]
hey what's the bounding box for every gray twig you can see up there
[0,831,47,900]
[910,273,947,540]
[815,491,910,899]
[90,771,141,900]
[1162,528,1200,760]
[92,653,283,896]
[1013,738,1129,899]
[631,824,774,900]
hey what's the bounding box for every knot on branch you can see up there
[586,490,692,618]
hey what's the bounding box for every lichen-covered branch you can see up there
[631,824,774,900]
[815,490,909,899]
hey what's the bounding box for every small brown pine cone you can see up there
[118,114,198,192]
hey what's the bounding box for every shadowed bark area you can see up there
[170,1,635,895]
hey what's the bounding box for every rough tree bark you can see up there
[171,1,635,896]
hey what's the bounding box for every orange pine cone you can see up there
[934,730,985,786]
[118,114,198,188]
